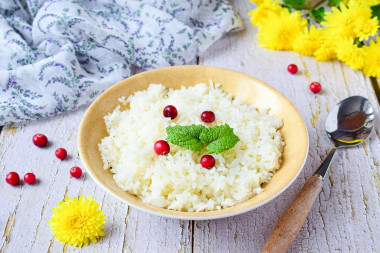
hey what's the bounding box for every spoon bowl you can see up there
[326,96,375,147]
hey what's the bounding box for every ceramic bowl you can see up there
[78,65,308,220]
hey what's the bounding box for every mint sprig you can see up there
[204,127,240,154]
[166,124,205,152]
[166,124,240,154]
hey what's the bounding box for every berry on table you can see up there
[6,172,20,185]
[201,111,215,123]
[24,173,36,184]
[55,148,67,160]
[163,105,178,120]
[154,140,170,155]
[200,155,215,169]
[287,64,298,74]
[33,133,48,147]
[310,82,322,93]
[70,167,82,178]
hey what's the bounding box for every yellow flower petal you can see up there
[249,0,265,5]
[336,40,366,70]
[362,38,380,78]
[256,9,307,50]
[355,17,379,41]
[248,0,283,26]
[314,43,337,61]
[48,195,106,247]
[322,2,373,40]
[346,0,380,6]
[293,25,323,56]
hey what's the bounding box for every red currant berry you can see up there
[310,82,321,94]
[200,155,215,169]
[201,111,215,123]
[55,148,67,160]
[154,140,170,155]
[287,64,298,74]
[163,105,178,120]
[32,133,48,147]
[24,173,36,184]
[70,167,82,178]
[6,172,20,185]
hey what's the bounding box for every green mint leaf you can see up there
[166,123,239,154]
[199,124,234,144]
[311,7,325,23]
[200,124,240,154]
[371,4,380,20]
[166,124,206,151]
[283,0,305,9]
[328,0,341,6]
[166,124,205,138]
[206,134,240,154]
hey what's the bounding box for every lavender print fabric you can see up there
[0,0,241,125]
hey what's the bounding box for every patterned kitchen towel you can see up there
[0,0,241,125]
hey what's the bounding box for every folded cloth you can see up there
[0,0,241,125]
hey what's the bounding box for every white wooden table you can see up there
[1,1,380,252]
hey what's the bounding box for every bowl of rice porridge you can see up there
[78,65,308,220]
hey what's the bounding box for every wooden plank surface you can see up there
[194,1,380,252]
[0,107,193,253]
[1,1,380,253]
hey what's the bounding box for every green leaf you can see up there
[166,124,205,138]
[311,7,325,23]
[206,134,240,154]
[283,4,292,13]
[199,124,234,144]
[328,0,341,6]
[371,4,380,20]
[166,124,206,152]
[283,0,305,9]
[166,124,240,154]
[200,124,240,154]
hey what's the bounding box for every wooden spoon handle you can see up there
[262,175,323,253]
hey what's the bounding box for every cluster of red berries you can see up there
[287,64,322,94]
[155,105,216,169]
[5,133,82,186]
[5,172,36,185]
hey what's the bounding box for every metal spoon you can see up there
[262,96,375,253]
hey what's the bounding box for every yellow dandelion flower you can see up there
[314,43,337,61]
[256,10,307,50]
[249,0,265,5]
[322,2,373,40]
[346,0,380,6]
[48,195,106,247]
[314,29,338,61]
[336,40,366,70]
[368,0,380,5]
[293,25,323,56]
[248,0,283,26]
[355,17,379,41]
[362,38,380,78]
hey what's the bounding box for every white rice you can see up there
[99,82,284,212]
